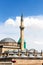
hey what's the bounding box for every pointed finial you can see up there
[21,14,23,22]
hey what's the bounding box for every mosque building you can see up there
[0,14,26,54]
[0,15,43,65]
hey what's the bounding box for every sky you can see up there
[0,0,43,51]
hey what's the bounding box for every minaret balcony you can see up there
[20,26,24,30]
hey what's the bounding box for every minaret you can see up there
[20,14,24,50]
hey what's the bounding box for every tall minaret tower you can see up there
[20,14,24,50]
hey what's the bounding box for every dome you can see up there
[1,38,16,42]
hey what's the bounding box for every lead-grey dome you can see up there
[1,38,16,42]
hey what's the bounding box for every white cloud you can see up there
[24,16,43,29]
[0,15,43,51]
[34,41,43,44]
[4,16,43,29]
[4,18,15,26]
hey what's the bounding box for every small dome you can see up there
[1,38,16,42]
[21,54,28,57]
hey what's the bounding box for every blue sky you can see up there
[0,0,43,51]
[0,0,43,22]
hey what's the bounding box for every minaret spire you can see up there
[21,14,23,22]
[20,14,24,50]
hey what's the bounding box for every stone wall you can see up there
[12,59,43,65]
[0,58,43,65]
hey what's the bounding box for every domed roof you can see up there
[1,38,16,42]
